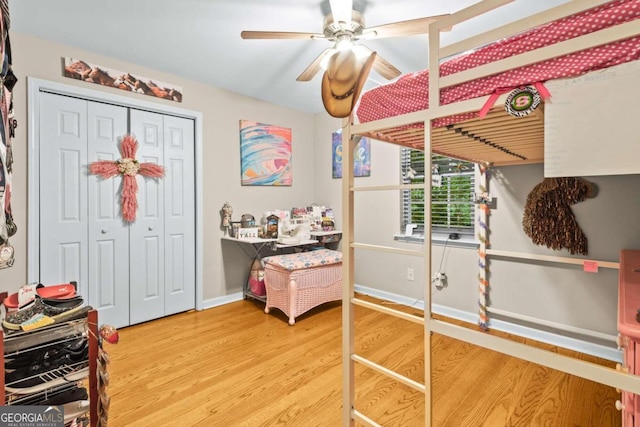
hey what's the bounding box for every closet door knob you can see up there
[101,230,107,234]
[148,226,154,231]
[615,400,624,411]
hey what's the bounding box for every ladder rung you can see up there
[352,297,423,325]
[352,409,382,427]
[352,242,425,257]
[352,353,426,394]
[351,184,425,192]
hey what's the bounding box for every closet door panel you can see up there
[87,101,130,329]
[164,115,195,315]
[129,109,165,325]
[39,93,88,296]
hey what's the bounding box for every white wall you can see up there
[489,164,640,335]
[1,32,317,301]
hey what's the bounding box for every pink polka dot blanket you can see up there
[356,0,640,128]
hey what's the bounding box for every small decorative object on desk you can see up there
[231,222,241,238]
[291,207,307,218]
[241,214,255,228]
[322,219,335,231]
[266,214,279,238]
[221,202,233,235]
[237,228,259,239]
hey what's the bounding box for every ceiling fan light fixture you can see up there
[335,34,352,51]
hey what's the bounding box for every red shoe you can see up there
[3,283,76,310]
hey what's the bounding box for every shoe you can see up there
[15,386,88,406]
[2,283,40,311]
[41,386,88,406]
[4,365,89,394]
[3,283,77,310]
[5,339,88,385]
[5,337,87,370]
[2,296,85,331]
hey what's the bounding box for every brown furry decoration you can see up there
[522,177,597,255]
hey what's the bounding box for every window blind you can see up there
[401,149,475,234]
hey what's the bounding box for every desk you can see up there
[222,236,320,302]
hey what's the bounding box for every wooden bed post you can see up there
[424,18,442,427]
[341,116,356,426]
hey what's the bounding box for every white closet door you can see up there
[39,93,89,297]
[87,101,130,328]
[163,115,196,315]
[129,109,165,324]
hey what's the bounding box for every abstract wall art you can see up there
[332,129,371,178]
[240,120,292,186]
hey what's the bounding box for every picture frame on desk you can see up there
[266,214,279,238]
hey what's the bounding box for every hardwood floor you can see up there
[106,296,621,426]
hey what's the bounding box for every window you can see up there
[401,149,475,235]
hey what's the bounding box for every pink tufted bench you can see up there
[262,249,342,325]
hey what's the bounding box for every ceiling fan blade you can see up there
[364,15,452,39]
[329,0,353,25]
[241,30,324,40]
[296,48,335,82]
[357,45,401,80]
[372,54,402,80]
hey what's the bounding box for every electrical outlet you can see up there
[407,268,415,281]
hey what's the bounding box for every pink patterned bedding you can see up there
[356,0,640,128]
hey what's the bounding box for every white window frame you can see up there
[400,148,476,238]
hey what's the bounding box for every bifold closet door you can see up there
[87,102,130,328]
[128,110,165,324]
[39,94,130,330]
[129,110,195,324]
[162,114,196,316]
[39,93,89,296]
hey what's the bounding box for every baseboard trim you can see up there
[353,284,622,363]
[202,292,243,310]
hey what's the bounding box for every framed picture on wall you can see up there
[240,120,292,186]
[332,129,371,178]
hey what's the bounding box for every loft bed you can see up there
[354,0,640,166]
[339,0,640,426]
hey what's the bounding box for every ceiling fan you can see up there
[240,0,450,82]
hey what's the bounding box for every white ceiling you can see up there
[10,0,570,114]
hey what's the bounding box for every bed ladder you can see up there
[341,119,433,426]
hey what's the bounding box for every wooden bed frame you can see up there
[340,0,640,425]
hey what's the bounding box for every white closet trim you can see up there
[26,77,204,311]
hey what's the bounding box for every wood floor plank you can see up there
[106,296,621,426]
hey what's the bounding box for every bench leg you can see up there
[288,278,296,326]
